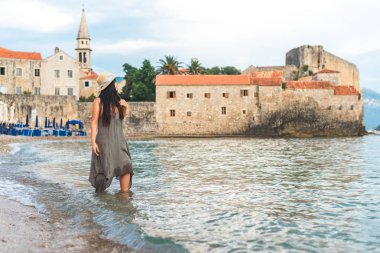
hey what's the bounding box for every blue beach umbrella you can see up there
[25,115,29,127]
[35,116,38,128]
[52,117,56,129]
[44,117,48,128]
[60,118,63,129]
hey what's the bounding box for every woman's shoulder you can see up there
[93,98,101,105]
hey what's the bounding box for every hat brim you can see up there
[95,75,116,97]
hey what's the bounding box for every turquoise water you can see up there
[0,136,380,252]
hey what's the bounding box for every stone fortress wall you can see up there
[0,45,365,138]
[285,45,360,89]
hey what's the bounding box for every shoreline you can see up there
[0,195,132,253]
[1,132,375,155]
[0,135,133,252]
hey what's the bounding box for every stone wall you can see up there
[312,72,340,85]
[0,58,42,95]
[249,87,364,137]
[0,94,78,126]
[286,45,360,88]
[0,88,364,138]
[73,101,158,137]
[156,85,259,135]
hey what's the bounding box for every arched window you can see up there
[79,52,82,63]
[83,52,87,63]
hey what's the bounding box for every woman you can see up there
[89,72,133,193]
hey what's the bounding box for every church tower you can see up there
[76,8,92,70]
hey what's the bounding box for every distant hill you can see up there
[363,88,380,130]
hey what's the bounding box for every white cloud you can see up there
[93,39,180,54]
[0,0,74,33]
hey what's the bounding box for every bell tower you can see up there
[76,8,92,70]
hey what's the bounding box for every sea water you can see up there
[0,136,379,252]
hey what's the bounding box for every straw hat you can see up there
[95,72,116,97]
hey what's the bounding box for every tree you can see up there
[220,66,241,75]
[205,66,241,75]
[122,59,156,102]
[157,55,182,75]
[205,66,221,75]
[187,58,205,75]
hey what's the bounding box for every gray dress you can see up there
[89,108,133,193]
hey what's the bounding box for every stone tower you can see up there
[76,8,92,70]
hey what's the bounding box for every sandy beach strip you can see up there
[0,196,53,252]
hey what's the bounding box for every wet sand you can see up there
[0,197,53,252]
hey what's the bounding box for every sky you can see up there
[1,0,379,92]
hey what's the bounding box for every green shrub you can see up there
[282,82,287,90]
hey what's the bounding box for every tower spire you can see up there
[77,8,90,39]
[76,8,92,70]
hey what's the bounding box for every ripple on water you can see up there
[1,136,380,252]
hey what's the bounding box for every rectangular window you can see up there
[16,68,22,76]
[34,68,40,77]
[84,81,91,87]
[16,87,22,94]
[55,88,60,96]
[242,109,247,115]
[167,91,176,98]
[34,87,40,95]
[221,106,226,115]
[0,67,6,75]
[54,69,60,78]
[204,93,211,98]
[222,92,229,98]
[187,111,191,117]
[68,88,73,96]
[67,70,73,78]
[186,93,193,99]
[59,55,63,60]
[240,89,249,97]
[170,109,175,117]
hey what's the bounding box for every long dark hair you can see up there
[99,79,125,126]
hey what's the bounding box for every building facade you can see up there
[0,47,42,95]
[41,47,80,97]
[0,8,97,100]
[155,46,364,137]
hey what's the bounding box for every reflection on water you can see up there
[0,136,380,252]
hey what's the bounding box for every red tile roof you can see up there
[314,69,340,75]
[333,86,359,95]
[80,70,98,80]
[156,75,251,85]
[0,47,42,60]
[250,70,283,86]
[287,81,359,96]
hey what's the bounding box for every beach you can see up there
[0,135,133,253]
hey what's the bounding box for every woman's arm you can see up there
[119,99,128,117]
[91,98,100,156]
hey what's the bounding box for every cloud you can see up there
[93,39,180,54]
[0,0,74,33]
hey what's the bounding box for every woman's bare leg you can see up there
[119,173,131,193]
